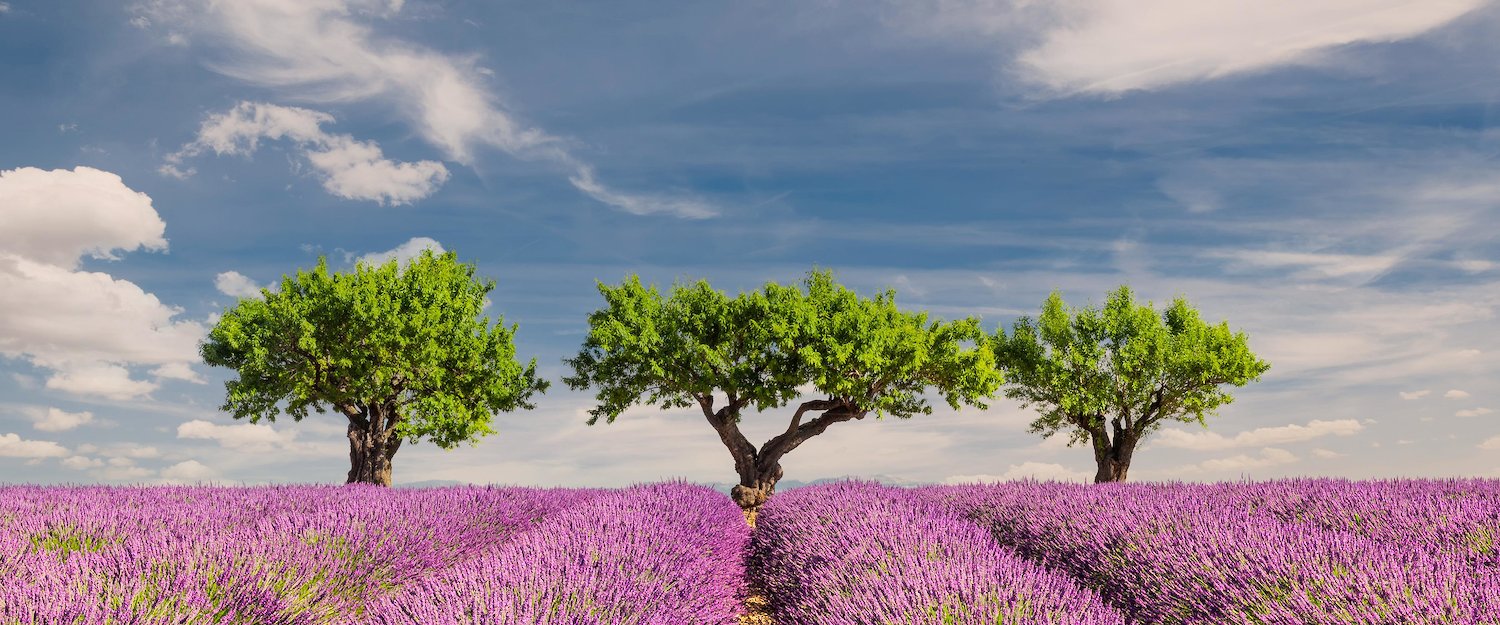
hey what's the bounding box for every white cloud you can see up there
[138,1,713,217]
[0,433,68,459]
[1311,448,1345,459]
[356,236,445,268]
[165,102,449,205]
[1445,389,1472,399]
[160,459,218,482]
[1192,447,1298,473]
[30,407,94,432]
[61,455,103,470]
[0,3,10,14]
[1154,419,1364,451]
[993,0,1487,95]
[151,362,204,383]
[214,271,271,299]
[0,167,205,399]
[43,363,159,400]
[1399,390,1432,400]
[0,166,166,269]
[98,465,153,482]
[1456,407,1493,418]
[1481,436,1500,451]
[177,418,341,455]
[945,461,1090,483]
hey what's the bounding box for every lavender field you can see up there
[1,479,1498,624]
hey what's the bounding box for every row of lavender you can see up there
[0,483,746,625]
[922,480,1500,625]
[751,481,1127,625]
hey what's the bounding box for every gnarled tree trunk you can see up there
[343,402,403,486]
[705,395,862,518]
[1090,420,1138,483]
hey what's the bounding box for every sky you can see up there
[1,0,1497,488]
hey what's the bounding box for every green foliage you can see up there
[200,250,547,448]
[564,269,1001,424]
[992,286,1269,444]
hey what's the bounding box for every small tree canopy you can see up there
[201,251,547,451]
[565,269,1001,510]
[993,286,1269,481]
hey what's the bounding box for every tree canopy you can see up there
[992,286,1269,482]
[200,250,547,484]
[565,269,1001,511]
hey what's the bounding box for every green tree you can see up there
[200,250,547,486]
[564,269,1001,513]
[992,286,1269,483]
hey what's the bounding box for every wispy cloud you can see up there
[138,0,716,217]
[1456,407,1493,418]
[164,102,450,205]
[1154,419,1364,451]
[1189,447,1298,473]
[890,0,1487,95]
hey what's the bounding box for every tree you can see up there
[991,286,1269,483]
[564,269,1001,513]
[200,250,547,486]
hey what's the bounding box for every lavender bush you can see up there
[927,481,1500,624]
[0,485,601,624]
[752,481,1127,625]
[367,482,749,625]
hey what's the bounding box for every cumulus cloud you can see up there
[0,166,166,269]
[1154,419,1364,451]
[1445,389,1472,399]
[945,462,1091,484]
[0,169,205,400]
[61,455,103,470]
[898,0,1486,95]
[138,1,714,217]
[1481,436,1500,451]
[43,364,159,400]
[160,459,218,482]
[1399,390,1432,400]
[356,236,445,267]
[0,433,68,459]
[215,270,271,299]
[165,102,449,205]
[30,407,94,432]
[1456,407,1493,418]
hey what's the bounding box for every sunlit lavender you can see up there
[2,479,1498,623]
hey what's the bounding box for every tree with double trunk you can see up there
[199,250,547,486]
[564,269,1002,514]
[991,286,1269,483]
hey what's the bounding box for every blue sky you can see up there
[1,0,1497,487]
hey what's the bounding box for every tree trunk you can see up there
[1092,433,1137,483]
[345,404,402,486]
[730,461,783,515]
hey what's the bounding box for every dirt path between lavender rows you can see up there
[739,511,776,625]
